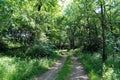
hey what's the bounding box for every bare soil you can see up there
[35,55,67,80]
[35,54,89,80]
[67,56,90,80]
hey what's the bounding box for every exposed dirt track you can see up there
[68,56,90,80]
[35,55,67,80]
[35,53,89,80]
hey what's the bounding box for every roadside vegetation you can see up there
[0,55,55,80]
[73,49,102,80]
[0,44,61,80]
[72,48,120,80]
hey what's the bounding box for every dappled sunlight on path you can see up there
[35,55,67,80]
[69,56,89,80]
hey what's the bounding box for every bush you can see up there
[82,38,101,53]
[0,40,8,52]
[25,44,55,57]
[3,50,26,58]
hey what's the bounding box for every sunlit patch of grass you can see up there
[89,70,101,80]
[103,53,120,80]
[0,55,57,80]
[56,56,72,80]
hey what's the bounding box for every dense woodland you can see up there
[0,0,120,80]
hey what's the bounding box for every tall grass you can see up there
[0,54,58,80]
[103,52,120,80]
[74,50,102,80]
[74,48,120,80]
[0,43,61,80]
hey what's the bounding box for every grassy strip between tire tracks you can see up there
[56,56,72,80]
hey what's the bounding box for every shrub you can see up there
[25,44,55,57]
[0,40,8,52]
[82,38,101,53]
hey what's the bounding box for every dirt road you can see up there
[35,54,89,80]
[68,56,89,80]
[35,55,67,80]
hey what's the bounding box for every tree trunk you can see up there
[38,0,42,11]
[70,37,75,49]
[100,1,107,62]
[68,27,75,49]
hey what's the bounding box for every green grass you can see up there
[103,53,120,80]
[0,42,62,80]
[56,56,72,80]
[74,50,102,80]
[72,48,120,80]
[0,54,59,80]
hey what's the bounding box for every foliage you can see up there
[0,0,120,79]
[82,37,101,52]
[103,48,120,80]
[103,64,116,80]
[74,48,120,80]
[74,50,102,80]
[0,40,8,52]
[25,43,56,58]
[0,55,57,80]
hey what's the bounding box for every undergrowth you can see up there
[73,49,120,80]
[0,47,61,80]
[74,50,102,80]
[103,52,120,80]
[0,55,58,80]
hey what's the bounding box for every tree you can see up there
[100,0,107,62]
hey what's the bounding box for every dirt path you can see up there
[68,56,90,80]
[35,55,67,80]
[35,53,89,80]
